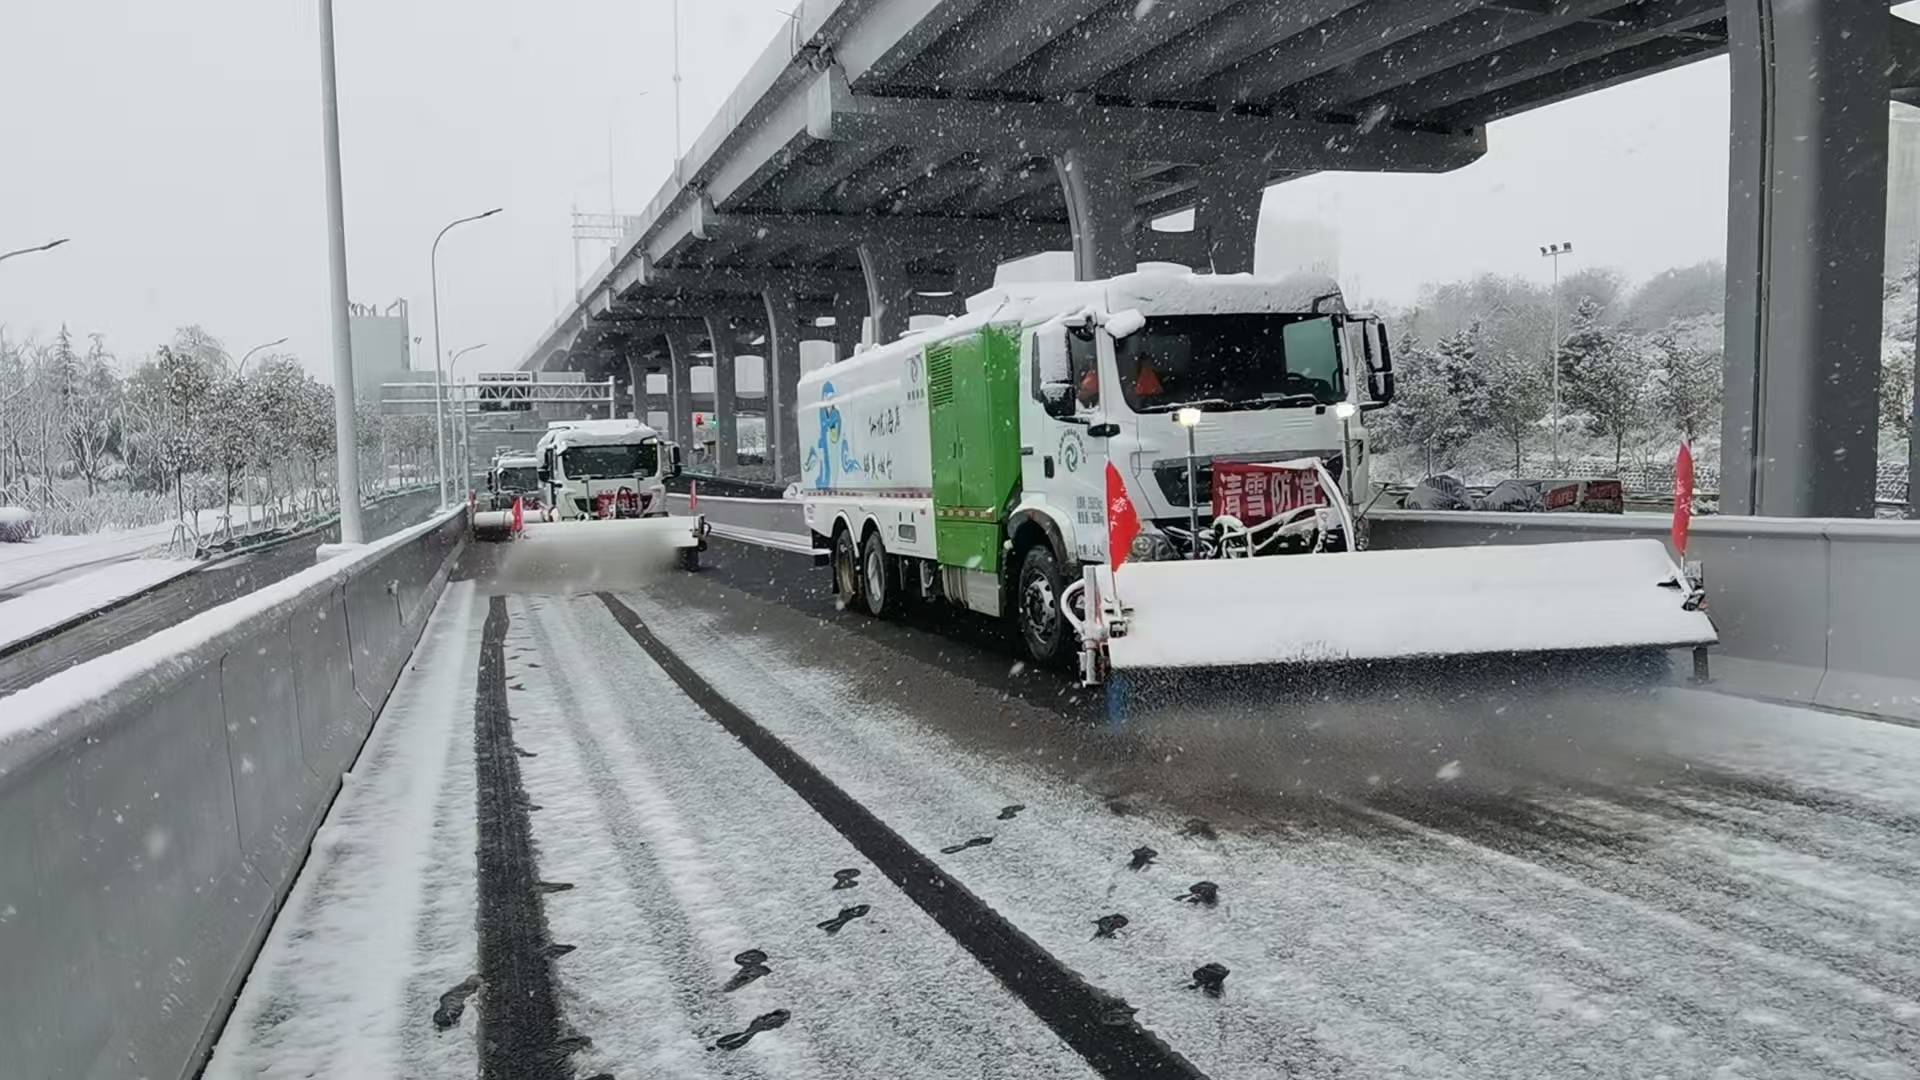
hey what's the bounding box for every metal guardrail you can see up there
[1369,509,1920,724]
[0,506,468,1080]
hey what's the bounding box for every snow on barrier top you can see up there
[0,505,465,776]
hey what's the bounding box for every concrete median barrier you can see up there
[1369,509,1920,723]
[0,506,467,1080]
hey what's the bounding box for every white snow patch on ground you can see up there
[504,593,1095,1079]
[204,583,482,1080]
[0,557,197,648]
[617,583,1920,1080]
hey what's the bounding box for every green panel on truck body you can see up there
[928,324,1022,573]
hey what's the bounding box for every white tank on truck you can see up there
[796,268,1715,693]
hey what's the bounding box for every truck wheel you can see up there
[1016,544,1073,667]
[861,529,900,618]
[677,546,700,572]
[833,525,865,610]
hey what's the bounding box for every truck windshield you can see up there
[560,441,656,480]
[1113,313,1343,412]
[497,466,538,491]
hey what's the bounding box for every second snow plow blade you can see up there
[1098,538,1715,676]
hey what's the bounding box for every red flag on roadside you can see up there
[1672,441,1695,556]
[1106,461,1140,569]
[511,496,523,535]
[690,479,699,513]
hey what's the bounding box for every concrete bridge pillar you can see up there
[1054,148,1136,280]
[664,328,698,453]
[624,353,649,421]
[704,315,739,472]
[763,286,803,482]
[831,291,865,358]
[1721,0,1888,517]
[858,242,913,345]
[1195,160,1266,274]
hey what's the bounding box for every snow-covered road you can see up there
[208,539,1920,1079]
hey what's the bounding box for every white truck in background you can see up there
[534,418,681,521]
[796,269,1715,687]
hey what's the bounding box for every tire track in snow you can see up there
[525,594,1099,1080]
[508,594,784,1080]
[614,577,1920,1080]
[472,595,569,1080]
[598,592,1210,1080]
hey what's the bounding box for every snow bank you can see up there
[0,558,198,651]
[0,506,464,772]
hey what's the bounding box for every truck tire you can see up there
[833,525,865,610]
[1015,544,1074,667]
[861,529,901,618]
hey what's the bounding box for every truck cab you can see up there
[485,454,543,511]
[534,419,682,521]
[1008,273,1393,564]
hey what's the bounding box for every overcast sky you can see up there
[0,2,1779,380]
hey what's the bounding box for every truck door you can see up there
[1021,320,1110,564]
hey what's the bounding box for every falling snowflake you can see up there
[1435,760,1463,782]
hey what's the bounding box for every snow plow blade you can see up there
[1100,538,1714,676]
[492,514,711,590]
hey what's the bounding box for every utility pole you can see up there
[318,0,364,542]
[672,0,684,163]
[1539,241,1574,473]
[430,208,503,508]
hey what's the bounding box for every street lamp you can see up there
[431,207,503,507]
[0,238,69,265]
[1175,407,1203,558]
[1539,241,1574,472]
[450,344,486,491]
[318,0,364,542]
[236,336,289,375]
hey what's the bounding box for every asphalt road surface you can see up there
[208,533,1920,1079]
[0,489,439,696]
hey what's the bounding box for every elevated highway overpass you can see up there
[525,0,1920,521]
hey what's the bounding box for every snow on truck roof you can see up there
[493,455,539,469]
[534,418,660,452]
[799,269,1348,390]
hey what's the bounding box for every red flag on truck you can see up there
[1672,441,1695,556]
[1106,461,1140,568]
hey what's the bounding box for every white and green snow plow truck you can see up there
[798,270,1715,691]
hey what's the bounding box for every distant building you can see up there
[348,299,413,396]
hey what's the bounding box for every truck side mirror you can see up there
[1036,327,1070,386]
[538,466,551,484]
[1364,321,1394,406]
[670,443,683,477]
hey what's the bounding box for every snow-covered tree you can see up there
[1648,327,1722,443]
[1374,334,1475,476]
[1559,298,1654,471]
[1480,347,1551,473]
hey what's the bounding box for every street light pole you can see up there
[1176,407,1202,558]
[450,344,486,494]
[430,208,502,508]
[0,238,70,266]
[317,0,364,542]
[236,336,289,375]
[1539,241,1574,473]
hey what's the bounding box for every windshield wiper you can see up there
[1141,394,1323,413]
[1140,397,1234,413]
